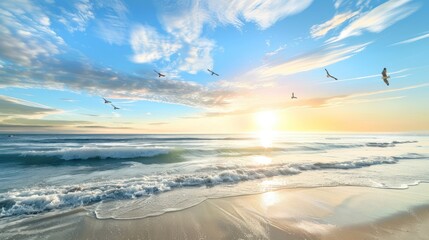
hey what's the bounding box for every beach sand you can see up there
[2,184,429,240]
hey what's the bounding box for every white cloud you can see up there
[0,95,57,119]
[130,25,182,63]
[40,16,50,26]
[160,1,210,44]
[59,0,94,32]
[256,42,370,78]
[391,32,429,46]
[328,0,419,43]
[207,0,313,29]
[239,0,313,29]
[0,0,65,66]
[265,44,287,57]
[310,11,358,38]
[178,39,215,74]
[334,0,343,9]
[149,0,314,74]
[95,0,129,45]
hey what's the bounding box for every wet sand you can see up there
[2,184,429,240]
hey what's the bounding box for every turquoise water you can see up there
[1,133,428,219]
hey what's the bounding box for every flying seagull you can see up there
[381,68,390,86]
[291,92,297,99]
[103,98,111,104]
[207,69,219,76]
[325,69,338,80]
[111,104,120,110]
[154,70,165,77]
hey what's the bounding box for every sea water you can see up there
[0,133,428,221]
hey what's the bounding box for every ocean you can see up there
[1,133,428,222]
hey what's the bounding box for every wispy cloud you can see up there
[61,98,78,102]
[147,0,314,74]
[265,44,287,57]
[148,122,168,126]
[391,32,429,46]
[95,0,129,45]
[0,57,235,109]
[130,25,182,63]
[177,38,215,74]
[58,0,94,32]
[327,0,419,43]
[186,82,429,119]
[255,42,370,78]
[319,68,409,84]
[207,0,313,29]
[310,11,358,38]
[0,0,65,66]
[0,95,57,119]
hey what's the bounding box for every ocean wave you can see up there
[1,155,417,218]
[19,136,255,144]
[21,146,171,160]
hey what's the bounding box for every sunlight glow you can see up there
[253,155,272,165]
[259,131,274,148]
[262,191,279,207]
[255,111,278,130]
[255,111,278,148]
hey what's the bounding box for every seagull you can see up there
[103,98,111,104]
[154,70,165,77]
[291,92,297,99]
[207,69,219,76]
[381,68,390,86]
[325,69,338,80]
[111,104,120,110]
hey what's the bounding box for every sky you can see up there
[0,0,428,134]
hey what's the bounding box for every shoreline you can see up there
[2,184,429,239]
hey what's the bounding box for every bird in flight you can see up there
[207,69,219,76]
[154,70,165,77]
[291,92,297,99]
[103,98,111,104]
[381,68,390,86]
[325,69,338,80]
[111,104,120,110]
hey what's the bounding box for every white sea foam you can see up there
[1,155,420,218]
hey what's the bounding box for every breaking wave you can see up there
[1,153,424,218]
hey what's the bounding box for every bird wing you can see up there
[383,78,389,86]
[325,69,329,74]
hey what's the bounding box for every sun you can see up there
[255,111,278,131]
[254,111,278,148]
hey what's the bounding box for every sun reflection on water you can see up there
[253,155,272,165]
[262,191,279,206]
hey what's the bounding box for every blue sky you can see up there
[0,0,428,133]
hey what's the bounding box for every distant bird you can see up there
[111,104,120,110]
[103,98,111,104]
[207,69,219,76]
[325,69,338,80]
[291,92,297,99]
[381,68,390,86]
[154,70,165,77]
